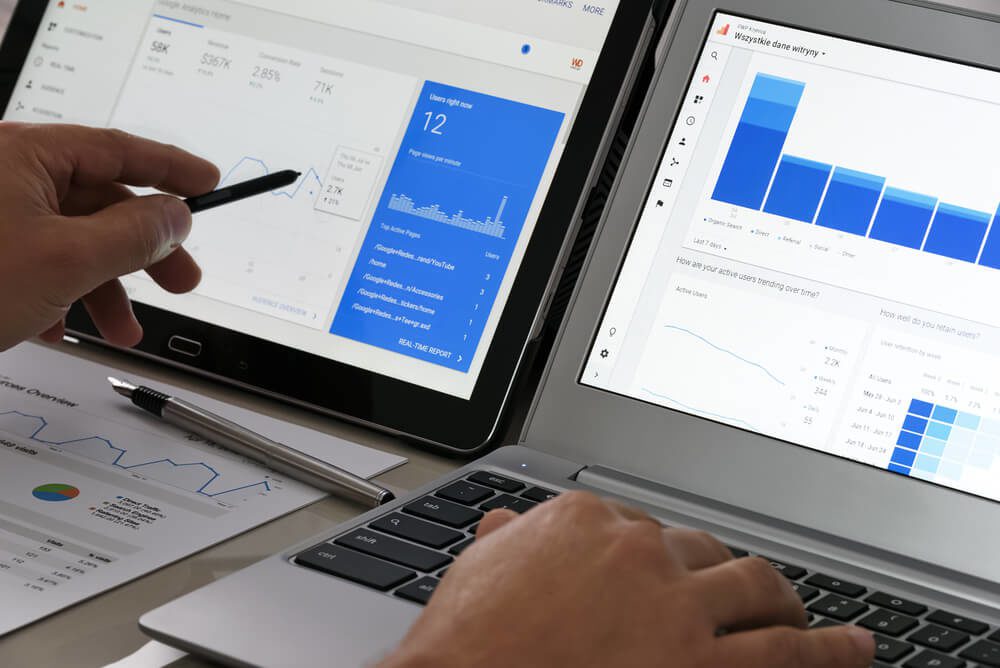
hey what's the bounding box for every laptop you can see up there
[140,0,1000,665]
[0,0,656,455]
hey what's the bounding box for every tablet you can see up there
[0,0,654,452]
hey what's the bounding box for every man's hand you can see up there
[0,122,220,351]
[382,492,875,668]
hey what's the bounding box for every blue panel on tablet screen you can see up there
[331,81,564,371]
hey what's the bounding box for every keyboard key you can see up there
[872,663,895,668]
[522,486,560,503]
[481,494,538,514]
[449,536,475,556]
[903,650,967,668]
[295,544,415,591]
[909,624,971,653]
[867,591,929,617]
[404,497,482,528]
[370,513,463,549]
[468,471,525,493]
[436,481,494,506]
[395,576,441,605]
[960,639,1000,666]
[764,557,808,580]
[808,594,869,622]
[806,573,867,598]
[928,611,990,636]
[437,568,449,578]
[728,547,750,559]
[859,608,920,637]
[874,634,915,663]
[811,618,842,628]
[335,529,452,572]
[792,583,820,603]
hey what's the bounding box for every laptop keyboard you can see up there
[292,471,998,667]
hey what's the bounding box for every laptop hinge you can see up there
[576,465,1000,616]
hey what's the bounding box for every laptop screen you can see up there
[3,0,619,400]
[584,12,1000,503]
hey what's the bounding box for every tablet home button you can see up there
[167,336,203,358]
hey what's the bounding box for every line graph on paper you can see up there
[0,409,280,504]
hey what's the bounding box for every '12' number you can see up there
[423,112,447,135]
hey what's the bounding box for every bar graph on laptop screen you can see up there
[713,72,1000,266]
[584,13,1000,503]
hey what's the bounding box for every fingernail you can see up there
[846,626,874,654]
[162,197,192,246]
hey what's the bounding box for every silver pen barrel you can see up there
[162,397,393,507]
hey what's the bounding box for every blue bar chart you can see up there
[868,188,936,250]
[815,168,885,236]
[762,155,831,223]
[713,72,1000,268]
[889,398,1000,482]
[712,74,805,209]
[924,204,991,263]
[387,193,508,239]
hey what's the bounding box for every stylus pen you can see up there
[184,170,301,213]
[106,377,396,508]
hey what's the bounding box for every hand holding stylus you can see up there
[0,123,219,351]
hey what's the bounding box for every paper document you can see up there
[0,343,406,636]
[103,641,187,668]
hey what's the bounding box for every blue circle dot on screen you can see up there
[521,44,532,55]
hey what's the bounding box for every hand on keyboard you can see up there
[378,491,875,668]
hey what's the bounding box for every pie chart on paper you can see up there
[32,484,80,502]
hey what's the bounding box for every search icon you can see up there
[711,51,719,60]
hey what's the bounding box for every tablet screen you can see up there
[585,12,1000,503]
[4,0,619,399]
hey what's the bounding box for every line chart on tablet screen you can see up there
[105,15,418,329]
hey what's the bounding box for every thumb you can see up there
[476,509,519,539]
[73,194,192,288]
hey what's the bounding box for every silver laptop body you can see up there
[141,0,1000,664]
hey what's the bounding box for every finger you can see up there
[686,557,806,630]
[27,125,219,197]
[81,280,142,347]
[64,195,192,292]
[713,625,875,668]
[59,181,133,216]
[476,509,518,538]
[604,499,662,527]
[146,246,202,294]
[661,528,733,571]
[38,320,66,344]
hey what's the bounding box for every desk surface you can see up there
[0,5,459,665]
